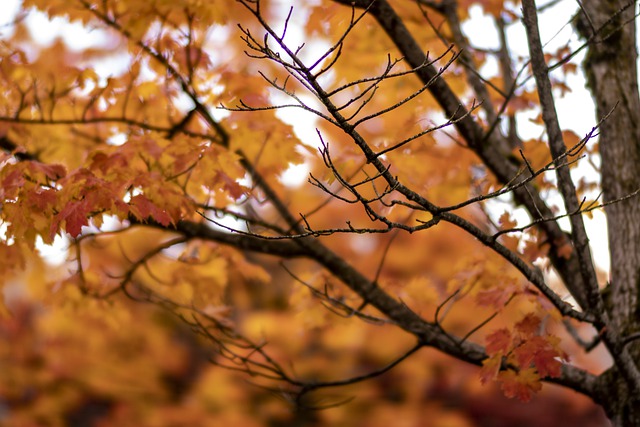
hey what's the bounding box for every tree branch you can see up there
[522,0,640,396]
[332,0,591,311]
[144,218,600,399]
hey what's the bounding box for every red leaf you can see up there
[52,199,92,238]
[28,188,57,210]
[476,284,519,309]
[130,194,173,226]
[514,313,541,338]
[2,169,25,197]
[218,172,245,200]
[89,151,129,174]
[486,328,511,355]
[30,162,67,180]
[498,368,542,402]
[512,336,565,378]
[556,240,573,259]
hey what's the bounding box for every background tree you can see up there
[0,0,636,425]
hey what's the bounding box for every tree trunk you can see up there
[576,0,640,424]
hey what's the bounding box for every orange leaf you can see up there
[522,239,550,263]
[486,328,511,355]
[513,336,566,378]
[28,162,66,180]
[476,286,513,309]
[498,368,542,402]
[130,194,172,226]
[480,353,502,384]
[51,199,92,238]
[562,130,581,150]
[498,211,517,229]
[514,313,541,338]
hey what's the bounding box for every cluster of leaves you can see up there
[481,313,567,401]
[0,0,614,425]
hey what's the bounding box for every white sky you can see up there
[0,0,613,274]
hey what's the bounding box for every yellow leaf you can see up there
[136,81,159,100]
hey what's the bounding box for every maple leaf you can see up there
[500,235,520,252]
[1,168,25,198]
[28,188,57,211]
[28,161,67,180]
[485,328,511,355]
[51,199,92,238]
[512,336,565,378]
[522,238,550,263]
[498,368,542,402]
[520,139,552,170]
[0,242,26,280]
[0,0,625,424]
[129,194,173,226]
[459,0,504,17]
[498,211,517,229]
[480,353,502,384]
[505,89,539,114]
[562,130,581,151]
[216,171,246,200]
[89,151,130,175]
[514,313,542,338]
[475,286,512,309]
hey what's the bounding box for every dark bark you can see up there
[575,0,640,424]
[576,0,640,334]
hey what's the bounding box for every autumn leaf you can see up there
[0,0,621,425]
[129,194,173,226]
[520,139,552,170]
[498,211,517,230]
[1,168,26,198]
[522,238,550,263]
[512,335,565,378]
[28,161,67,181]
[475,285,513,309]
[216,171,247,200]
[486,328,512,355]
[51,199,92,238]
[555,236,574,260]
[562,130,581,150]
[480,353,502,384]
[498,368,542,402]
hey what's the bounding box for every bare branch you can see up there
[522,0,640,394]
